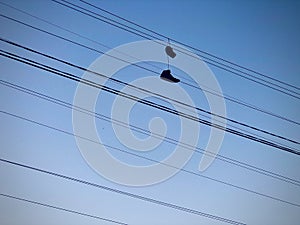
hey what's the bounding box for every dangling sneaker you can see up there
[165,46,176,58]
[160,70,180,83]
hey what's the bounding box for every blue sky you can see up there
[0,0,300,224]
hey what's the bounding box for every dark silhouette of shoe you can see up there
[160,70,180,83]
[165,46,176,58]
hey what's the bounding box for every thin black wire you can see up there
[0,158,246,225]
[2,78,299,187]
[177,50,300,100]
[53,0,300,99]
[180,79,300,126]
[79,0,164,41]
[1,109,299,209]
[53,0,164,42]
[79,0,300,92]
[43,2,300,100]
[1,38,298,146]
[3,2,299,132]
[0,2,116,53]
[1,13,300,128]
[0,14,159,75]
[1,79,299,187]
[0,3,300,169]
[1,50,299,156]
[0,1,298,220]
[0,193,128,225]
[1,49,299,156]
[1,2,299,126]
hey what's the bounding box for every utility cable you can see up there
[1,110,299,208]
[1,37,299,146]
[1,79,299,187]
[1,49,299,156]
[52,0,300,99]
[0,14,158,75]
[0,193,128,225]
[1,12,299,126]
[78,0,300,93]
[180,79,300,126]
[0,158,246,225]
[1,1,299,126]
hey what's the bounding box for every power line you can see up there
[78,0,300,94]
[1,48,299,155]
[1,109,300,208]
[0,158,246,225]
[1,10,299,127]
[1,37,298,147]
[79,0,300,93]
[2,1,299,127]
[0,14,158,75]
[0,12,298,146]
[1,49,299,156]
[0,193,128,225]
[1,79,299,187]
[181,79,300,126]
[0,1,298,222]
[52,0,300,99]
[52,0,164,42]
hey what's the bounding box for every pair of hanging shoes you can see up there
[161,44,179,83]
[160,69,180,83]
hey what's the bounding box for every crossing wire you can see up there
[0,158,246,225]
[78,0,300,92]
[1,13,300,128]
[51,0,300,99]
[1,1,299,126]
[77,0,300,95]
[0,193,128,225]
[1,49,299,156]
[1,1,298,222]
[1,37,299,146]
[1,110,299,208]
[1,79,299,187]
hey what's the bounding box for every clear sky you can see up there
[0,0,300,225]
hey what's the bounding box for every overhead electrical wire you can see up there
[0,14,159,74]
[181,79,300,126]
[0,5,300,128]
[1,2,299,127]
[1,49,299,156]
[1,0,298,195]
[4,4,300,136]
[68,0,299,99]
[1,49,298,204]
[0,2,299,223]
[68,0,300,99]
[79,0,300,92]
[1,110,299,208]
[1,5,299,138]
[1,37,298,147]
[27,0,298,101]
[79,0,300,93]
[0,193,128,225]
[76,0,300,96]
[1,12,300,129]
[0,158,246,225]
[51,0,300,99]
[1,78,299,187]
[1,79,299,187]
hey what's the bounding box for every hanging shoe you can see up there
[160,70,180,83]
[165,46,176,58]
